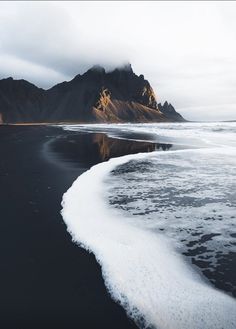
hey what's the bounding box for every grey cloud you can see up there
[0,1,236,120]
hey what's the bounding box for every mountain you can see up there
[158,101,185,122]
[0,64,185,124]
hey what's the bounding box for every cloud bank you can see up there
[0,1,236,120]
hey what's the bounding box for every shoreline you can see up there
[1,123,235,328]
[0,125,144,329]
[1,120,191,127]
[62,149,236,329]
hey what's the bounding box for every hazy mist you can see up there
[0,1,236,120]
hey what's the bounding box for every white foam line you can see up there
[60,122,236,148]
[61,151,236,329]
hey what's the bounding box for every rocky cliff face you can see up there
[0,78,45,123]
[0,64,185,124]
[158,101,185,122]
[95,88,111,111]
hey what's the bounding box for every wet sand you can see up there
[0,125,159,329]
[1,124,235,329]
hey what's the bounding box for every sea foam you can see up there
[62,122,236,148]
[61,150,236,329]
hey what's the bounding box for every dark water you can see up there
[60,123,236,297]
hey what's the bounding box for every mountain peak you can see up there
[82,65,106,77]
[110,63,133,74]
[0,63,186,123]
[83,63,133,76]
[118,63,133,73]
[158,102,185,121]
[89,65,106,73]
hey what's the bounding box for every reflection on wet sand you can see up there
[48,132,172,168]
[92,133,172,161]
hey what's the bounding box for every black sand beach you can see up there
[0,125,159,329]
[1,124,236,329]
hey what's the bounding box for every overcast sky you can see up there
[0,1,236,120]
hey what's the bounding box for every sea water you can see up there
[61,122,236,329]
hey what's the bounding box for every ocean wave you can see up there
[106,147,236,296]
[61,149,236,329]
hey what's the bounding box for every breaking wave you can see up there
[61,122,236,328]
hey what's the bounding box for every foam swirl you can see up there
[61,150,236,329]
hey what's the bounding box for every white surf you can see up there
[61,147,236,329]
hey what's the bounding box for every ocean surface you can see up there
[61,122,236,329]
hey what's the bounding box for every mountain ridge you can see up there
[0,64,185,124]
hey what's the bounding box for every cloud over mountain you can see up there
[0,2,236,120]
